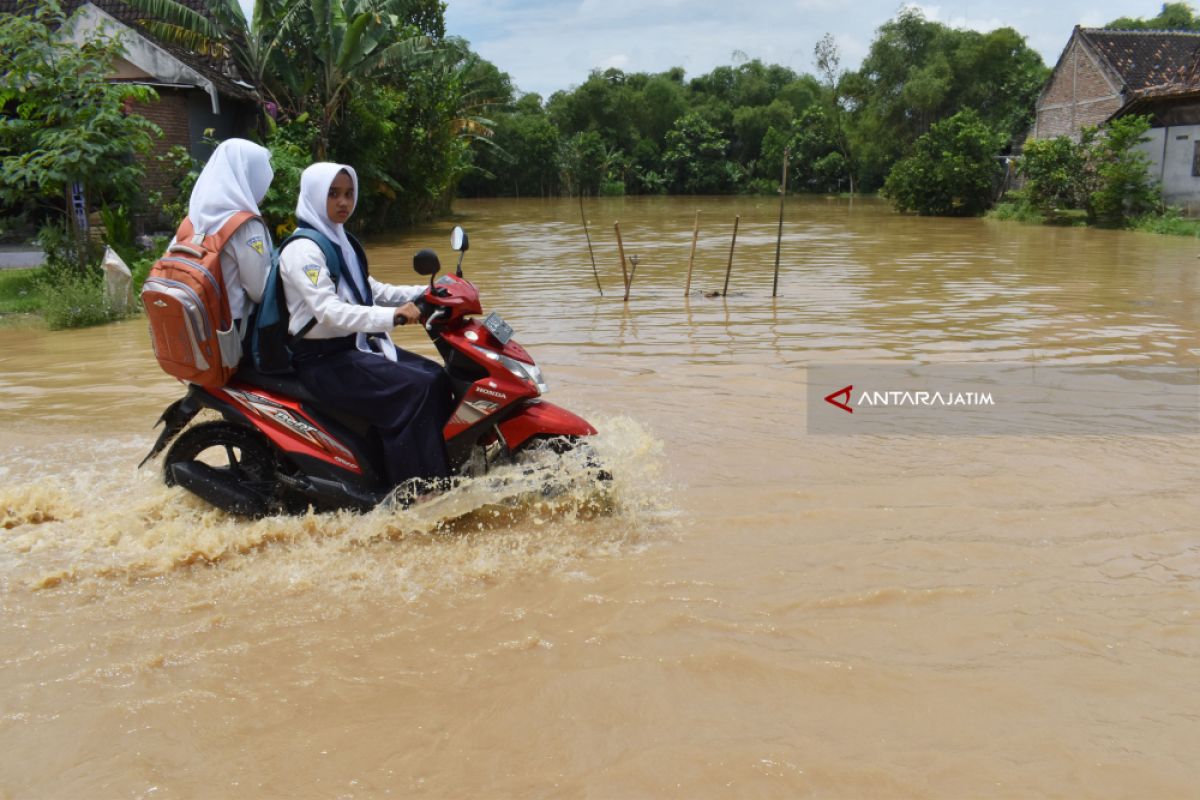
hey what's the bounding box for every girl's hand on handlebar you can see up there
[393,302,421,326]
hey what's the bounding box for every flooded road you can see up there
[2,196,1199,798]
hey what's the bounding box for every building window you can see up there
[1193,141,1200,177]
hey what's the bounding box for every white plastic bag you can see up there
[101,245,132,312]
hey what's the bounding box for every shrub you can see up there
[883,109,1004,216]
[1086,115,1160,227]
[599,179,626,196]
[1019,135,1088,217]
[40,272,125,330]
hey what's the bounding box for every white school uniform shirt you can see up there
[170,218,271,322]
[279,237,425,340]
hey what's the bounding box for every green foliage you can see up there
[841,8,1047,190]
[0,269,44,316]
[333,36,483,226]
[99,204,137,263]
[599,179,626,196]
[883,109,1005,216]
[36,222,102,278]
[987,195,1047,224]
[1018,135,1089,218]
[1002,115,1161,230]
[1131,206,1200,236]
[148,144,200,225]
[1085,115,1160,227]
[129,0,475,227]
[261,120,316,235]
[40,271,126,330]
[0,0,160,223]
[461,9,1044,199]
[1106,3,1200,30]
[664,113,739,194]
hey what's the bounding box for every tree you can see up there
[663,113,740,194]
[0,0,160,267]
[763,107,847,193]
[814,32,855,192]
[883,109,1004,216]
[842,8,1047,190]
[1107,3,1200,30]
[130,0,434,155]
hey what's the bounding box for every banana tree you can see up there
[296,0,430,158]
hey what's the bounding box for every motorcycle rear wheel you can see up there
[163,422,284,516]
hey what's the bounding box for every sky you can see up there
[440,0,1177,98]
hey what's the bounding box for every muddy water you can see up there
[2,196,1199,798]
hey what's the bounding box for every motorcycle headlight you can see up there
[473,346,548,394]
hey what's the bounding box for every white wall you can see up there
[1137,125,1200,210]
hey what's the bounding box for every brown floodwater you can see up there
[2,196,1199,798]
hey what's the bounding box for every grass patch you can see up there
[0,256,154,329]
[1131,208,1200,237]
[0,269,45,315]
[988,201,1044,224]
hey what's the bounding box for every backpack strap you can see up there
[279,226,347,342]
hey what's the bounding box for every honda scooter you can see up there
[140,226,601,516]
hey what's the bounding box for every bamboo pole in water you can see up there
[580,194,603,296]
[615,221,631,302]
[684,210,701,296]
[773,148,789,298]
[722,215,740,297]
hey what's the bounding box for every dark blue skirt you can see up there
[293,337,453,487]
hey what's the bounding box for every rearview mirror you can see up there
[413,248,440,277]
[451,226,468,252]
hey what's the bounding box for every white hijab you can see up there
[188,138,273,235]
[295,162,396,361]
[295,162,370,305]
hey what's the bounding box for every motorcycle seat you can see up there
[232,365,374,439]
[233,365,321,405]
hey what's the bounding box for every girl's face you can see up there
[326,171,355,224]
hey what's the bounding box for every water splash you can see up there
[0,417,671,595]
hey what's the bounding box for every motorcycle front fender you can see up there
[496,400,597,454]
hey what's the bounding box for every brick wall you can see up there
[1035,37,1123,140]
[128,88,192,204]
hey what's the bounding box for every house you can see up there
[1033,27,1200,208]
[1,0,259,205]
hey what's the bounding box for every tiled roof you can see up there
[1,0,256,100]
[1078,28,1200,90]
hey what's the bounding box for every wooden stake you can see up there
[580,194,603,296]
[615,221,631,302]
[722,215,740,297]
[684,210,700,296]
[772,148,789,298]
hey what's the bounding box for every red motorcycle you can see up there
[141,227,601,516]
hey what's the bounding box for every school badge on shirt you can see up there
[304,266,321,286]
[248,236,265,255]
